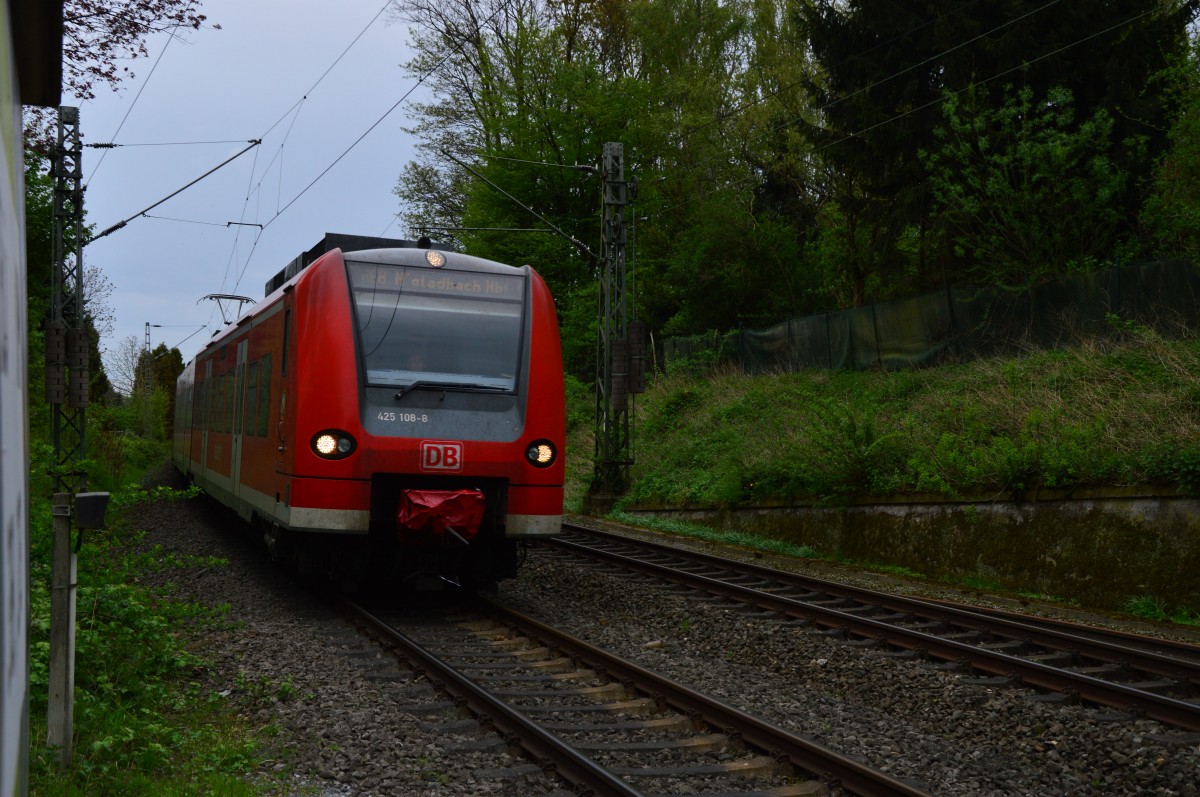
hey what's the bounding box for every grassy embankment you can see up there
[27,448,293,796]
[563,325,1200,624]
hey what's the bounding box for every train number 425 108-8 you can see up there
[378,411,428,423]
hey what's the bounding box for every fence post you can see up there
[945,279,958,360]
[787,315,794,373]
[825,311,833,369]
[737,325,746,373]
[870,301,882,369]
[1114,255,1121,317]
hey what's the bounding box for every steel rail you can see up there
[338,596,645,797]
[549,531,1200,731]
[478,596,935,797]
[917,596,1200,663]
[559,526,1200,676]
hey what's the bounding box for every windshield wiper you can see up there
[394,381,508,399]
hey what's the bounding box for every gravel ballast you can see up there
[124,464,1200,796]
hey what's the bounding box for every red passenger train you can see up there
[172,233,565,589]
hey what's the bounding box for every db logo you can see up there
[420,440,464,472]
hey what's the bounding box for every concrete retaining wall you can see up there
[625,494,1200,612]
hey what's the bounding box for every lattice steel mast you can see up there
[591,143,645,500]
[47,106,87,493]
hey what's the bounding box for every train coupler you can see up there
[395,488,485,544]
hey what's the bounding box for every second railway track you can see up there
[545,523,1200,733]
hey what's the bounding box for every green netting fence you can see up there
[663,259,1200,373]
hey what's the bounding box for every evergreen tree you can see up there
[923,86,1125,288]
[1140,34,1200,257]
[801,0,1199,291]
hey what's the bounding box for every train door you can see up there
[231,339,248,496]
[198,358,212,481]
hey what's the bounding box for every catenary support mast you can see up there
[46,105,87,771]
[47,106,87,492]
[591,143,644,503]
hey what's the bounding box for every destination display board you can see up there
[348,262,525,303]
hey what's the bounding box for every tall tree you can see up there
[1140,33,1200,257]
[923,86,1125,289]
[393,0,829,340]
[24,0,211,153]
[106,335,142,398]
[392,0,644,376]
[801,0,1200,293]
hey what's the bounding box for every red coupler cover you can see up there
[396,489,485,541]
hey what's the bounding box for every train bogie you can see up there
[173,234,565,589]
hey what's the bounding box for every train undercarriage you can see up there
[257,474,523,592]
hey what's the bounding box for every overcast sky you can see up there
[74,0,423,368]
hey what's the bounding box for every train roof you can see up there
[263,232,440,297]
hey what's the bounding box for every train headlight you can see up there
[425,250,446,268]
[312,430,356,459]
[525,439,556,468]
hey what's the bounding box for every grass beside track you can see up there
[564,328,1200,625]
[27,487,294,796]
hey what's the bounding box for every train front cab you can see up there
[284,246,566,590]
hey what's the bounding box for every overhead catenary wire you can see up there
[652,0,1071,214]
[80,1,428,361]
[255,0,394,141]
[441,149,599,263]
[666,0,989,148]
[141,214,229,227]
[81,0,398,320]
[83,0,205,185]
[164,324,209,353]
[86,139,261,245]
[222,0,414,297]
[403,0,1066,250]
[85,139,253,148]
[226,0,525,297]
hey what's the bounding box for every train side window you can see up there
[234,360,246,435]
[245,361,259,437]
[258,353,273,436]
[213,372,220,433]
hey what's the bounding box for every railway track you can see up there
[547,523,1200,733]
[340,595,936,797]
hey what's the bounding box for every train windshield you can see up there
[347,261,526,392]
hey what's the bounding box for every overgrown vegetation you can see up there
[594,331,1200,508]
[1124,595,1200,626]
[608,511,820,559]
[27,487,287,796]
